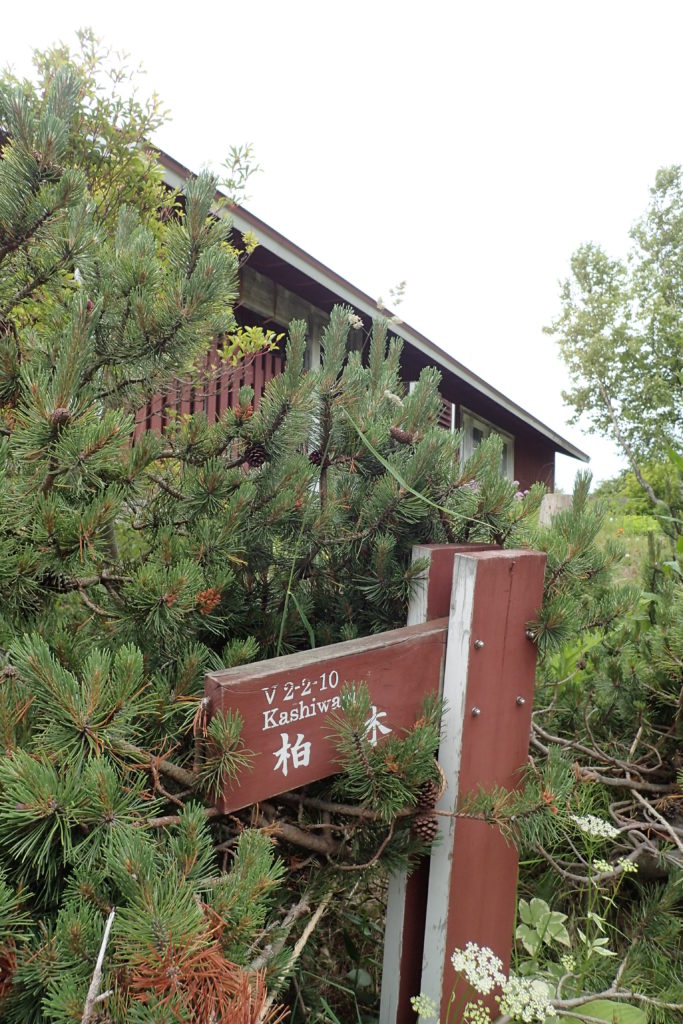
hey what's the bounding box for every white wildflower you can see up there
[463,998,492,1023]
[617,855,639,874]
[570,813,620,840]
[410,992,439,1020]
[560,952,576,972]
[347,312,363,330]
[593,858,613,873]
[499,975,556,1022]
[450,942,506,996]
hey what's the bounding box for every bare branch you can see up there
[631,789,683,854]
[81,907,115,1024]
[256,891,335,1024]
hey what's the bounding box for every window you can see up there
[460,408,514,480]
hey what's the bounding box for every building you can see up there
[134,151,589,492]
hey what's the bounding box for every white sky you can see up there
[3,1,680,490]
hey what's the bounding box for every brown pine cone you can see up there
[49,407,72,427]
[416,779,441,813]
[245,443,268,467]
[308,450,331,469]
[390,425,414,445]
[412,813,439,843]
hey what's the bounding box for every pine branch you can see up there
[631,789,683,853]
[532,723,676,792]
[0,247,75,319]
[257,803,340,856]
[0,205,55,263]
[113,737,199,789]
[147,471,184,500]
[335,820,395,872]
[78,587,111,617]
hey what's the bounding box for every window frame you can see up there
[460,407,515,480]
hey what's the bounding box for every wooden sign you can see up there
[205,617,448,813]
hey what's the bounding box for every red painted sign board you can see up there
[205,617,448,813]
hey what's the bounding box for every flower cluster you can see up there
[450,943,506,996]
[347,312,363,330]
[560,952,576,973]
[569,813,620,840]
[498,975,556,1022]
[463,998,492,1022]
[416,943,561,1024]
[410,992,439,1020]
[593,854,638,876]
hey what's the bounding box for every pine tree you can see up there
[0,41,551,1022]
[5,33,678,1024]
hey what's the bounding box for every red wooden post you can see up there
[419,549,545,1022]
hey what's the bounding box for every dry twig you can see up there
[81,907,116,1024]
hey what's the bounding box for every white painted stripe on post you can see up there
[418,555,478,1020]
[380,870,408,1022]
[379,545,434,1024]
[406,544,431,627]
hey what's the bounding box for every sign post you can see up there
[204,545,546,1022]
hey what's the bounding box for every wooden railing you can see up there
[133,344,283,440]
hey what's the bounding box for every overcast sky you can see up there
[4,2,681,490]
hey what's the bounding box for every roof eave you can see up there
[157,150,589,464]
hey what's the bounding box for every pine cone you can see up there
[416,779,441,813]
[390,425,414,445]
[49,407,72,427]
[308,450,330,468]
[412,812,439,843]
[244,443,268,467]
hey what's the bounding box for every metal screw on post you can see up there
[471,707,481,717]
[474,639,485,649]
[515,696,526,706]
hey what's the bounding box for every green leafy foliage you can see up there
[558,1001,646,1023]
[516,898,570,957]
[546,170,683,467]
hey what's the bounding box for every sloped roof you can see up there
[158,150,588,463]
